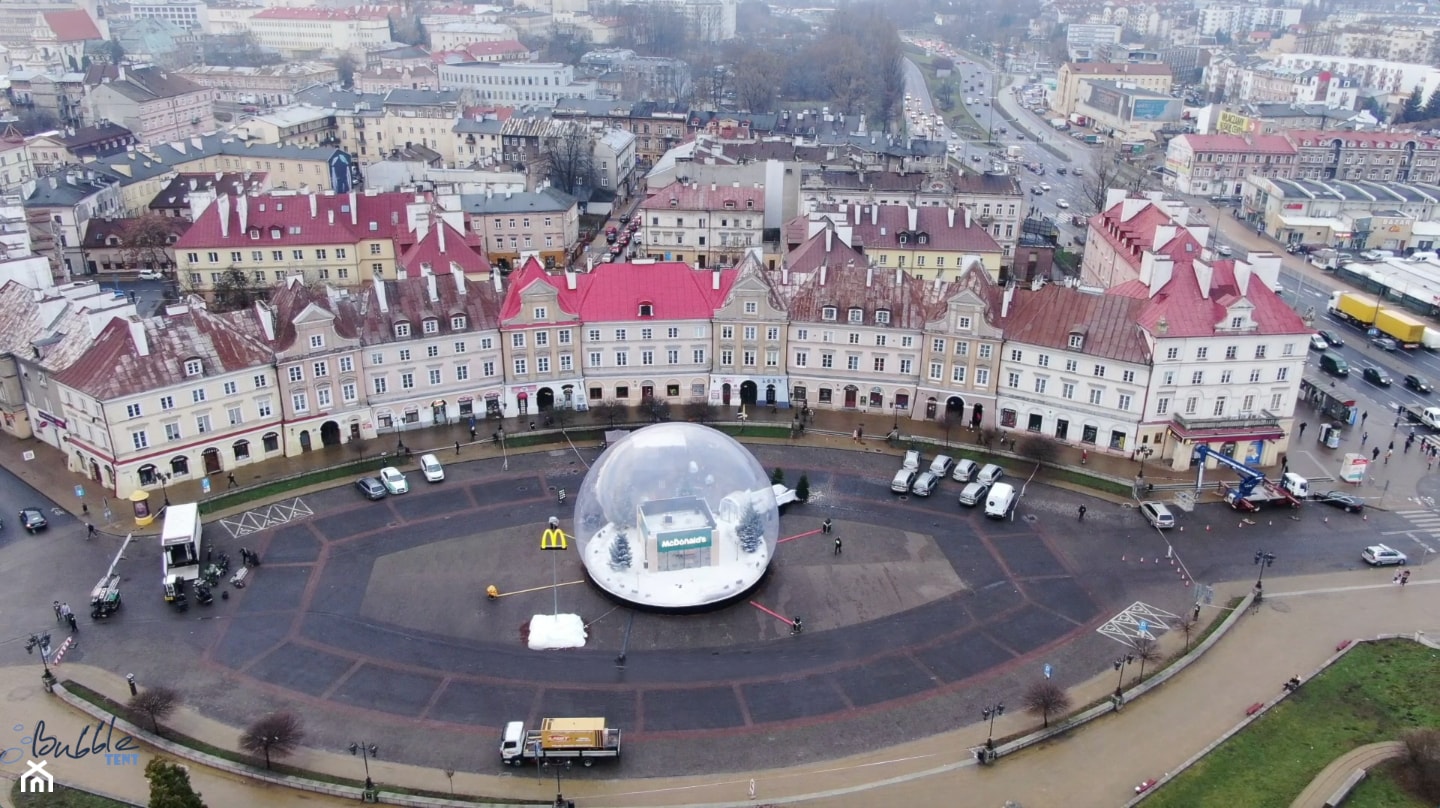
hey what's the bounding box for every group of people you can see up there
[52,600,78,631]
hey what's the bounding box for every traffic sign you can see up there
[1044,663,1052,679]
[1139,620,1149,635]
[201,478,211,494]
[74,485,85,499]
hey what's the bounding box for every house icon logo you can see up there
[19,759,54,793]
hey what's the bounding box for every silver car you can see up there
[912,471,941,497]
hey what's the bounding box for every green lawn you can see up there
[1144,640,1440,808]
[12,782,134,808]
[1343,762,1429,808]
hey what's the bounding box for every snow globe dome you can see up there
[574,423,780,610]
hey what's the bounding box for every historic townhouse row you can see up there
[24,193,1310,498]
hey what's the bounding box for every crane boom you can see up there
[1194,445,1266,498]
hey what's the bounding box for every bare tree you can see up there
[544,124,595,197]
[642,396,672,423]
[1079,144,1147,214]
[1017,434,1059,469]
[1022,679,1071,728]
[118,213,180,273]
[732,49,782,112]
[684,397,718,423]
[939,409,965,447]
[240,711,305,770]
[129,686,180,734]
[1401,728,1440,802]
[443,767,456,794]
[1177,612,1199,651]
[590,397,627,427]
[977,426,999,450]
[209,267,264,312]
[1132,636,1162,683]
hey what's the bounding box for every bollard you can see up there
[127,673,137,696]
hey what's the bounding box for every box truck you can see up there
[501,718,622,766]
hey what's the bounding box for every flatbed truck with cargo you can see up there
[501,718,621,766]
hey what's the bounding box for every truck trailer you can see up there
[1327,291,1425,347]
[1374,309,1425,348]
[501,718,621,767]
[160,503,203,597]
[1328,291,1380,328]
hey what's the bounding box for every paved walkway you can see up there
[2,570,1434,807]
[1290,741,1405,808]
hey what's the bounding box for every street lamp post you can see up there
[348,741,378,793]
[24,632,54,683]
[157,471,171,507]
[981,701,1005,752]
[1113,654,1135,698]
[542,759,572,807]
[1254,550,1276,598]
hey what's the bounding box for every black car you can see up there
[1362,367,1393,386]
[355,477,387,501]
[18,507,47,533]
[1313,490,1364,513]
[1316,329,1345,348]
[1405,374,1433,393]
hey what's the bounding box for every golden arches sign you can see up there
[540,528,568,550]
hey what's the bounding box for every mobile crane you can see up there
[1193,445,1306,512]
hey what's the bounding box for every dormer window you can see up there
[899,234,909,245]
[1069,334,1083,349]
[270,227,281,239]
[848,308,863,323]
[183,358,203,377]
[669,198,678,207]
[450,315,467,330]
[917,234,928,245]
[875,310,891,325]
[746,199,754,209]
[423,318,439,334]
[724,200,736,209]
[395,322,411,337]
[1230,316,1244,329]
[822,306,837,321]
[638,303,654,317]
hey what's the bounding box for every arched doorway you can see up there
[843,385,858,408]
[721,383,732,406]
[764,384,776,405]
[946,396,965,415]
[536,387,555,411]
[925,397,938,418]
[89,458,101,481]
[171,456,189,476]
[202,447,221,475]
[299,430,312,451]
[321,421,341,446]
[739,381,758,406]
[970,403,985,429]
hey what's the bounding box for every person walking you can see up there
[59,603,71,623]
[66,612,77,632]
[454,440,461,456]
[227,472,238,489]
[53,600,62,622]
[1361,431,1369,447]
[86,523,96,540]
[834,537,842,555]
[1298,422,1308,440]
[1385,448,1393,465]
[1361,411,1368,426]
[1372,446,1381,461]
[1401,570,1411,586]
[1078,505,1087,521]
[822,518,832,534]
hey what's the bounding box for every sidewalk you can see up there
[3,570,1434,808]
[4,399,1369,538]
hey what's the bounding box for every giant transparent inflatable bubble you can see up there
[574,423,780,609]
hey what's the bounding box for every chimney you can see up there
[454,265,466,295]
[309,192,317,219]
[328,209,335,225]
[117,65,126,83]
[426,272,438,303]
[374,277,389,312]
[1001,283,1014,319]
[565,269,577,290]
[255,301,275,341]
[349,191,358,225]
[492,269,503,294]
[824,228,832,252]
[820,264,828,286]
[217,194,231,239]
[895,267,902,285]
[1194,260,1213,299]
[127,317,149,356]
[781,265,790,285]
[213,170,221,181]
[907,206,918,231]
[948,207,955,228]
[866,263,873,287]
[1234,261,1252,296]
[236,193,248,234]
[712,267,721,290]
[870,206,878,225]
[438,221,446,253]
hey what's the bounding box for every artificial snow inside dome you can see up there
[574,423,780,609]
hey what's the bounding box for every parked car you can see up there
[1313,490,1364,513]
[1405,374,1433,393]
[18,507,47,533]
[1139,501,1175,529]
[902,449,922,470]
[137,270,164,281]
[952,458,979,483]
[378,466,409,494]
[929,455,956,478]
[355,477,387,500]
[418,453,445,483]
[957,481,989,507]
[911,472,941,497]
[1361,544,1407,566]
[1362,367,1393,387]
[976,464,1004,485]
[891,468,919,494]
[1316,329,1345,347]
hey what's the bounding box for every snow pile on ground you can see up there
[528,613,587,650]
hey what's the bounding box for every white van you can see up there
[902,449,922,470]
[977,464,1005,485]
[985,482,1017,518]
[418,453,444,482]
[953,459,979,483]
[958,481,989,507]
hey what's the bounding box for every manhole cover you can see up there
[1021,514,1040,523]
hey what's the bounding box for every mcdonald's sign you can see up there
[540,528,568,550]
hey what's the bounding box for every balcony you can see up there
[1172,411,1281,432]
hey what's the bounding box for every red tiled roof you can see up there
[175,191,422,250]
[781,223,868,278]
[434,40,530,61]
[82,216,190,249]
[1173,133,1296,155]
[358,274,503,346]
[810,204,1002,254]
[263,277,364,352]
[499,256,583,323]
[1088,202,1181,271]
[781,260,934,330]
[640,181,765,212]
[1000,285,1151,364]
[42,10,103,42]
[396,221,491,277]
[54,305,274,400]
[573,262,736,322]
[1108,261,1309,338]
